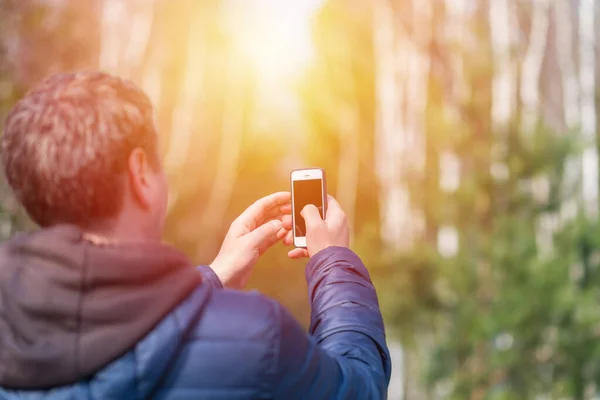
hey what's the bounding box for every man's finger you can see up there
[258,226,288,256]
[247,219,283,248]
[248,192,291,217]
[280,214,292,230]
[259,202,292,225]
[288,248,309,259]
[233,192,291,231]
[282,230,294,246]
[325,195,344,218]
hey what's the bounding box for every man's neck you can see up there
[82,220,160,244]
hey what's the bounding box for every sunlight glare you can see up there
[223,0,324,86]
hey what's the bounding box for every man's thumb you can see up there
[247,219,282,248]
[301,204,323,232]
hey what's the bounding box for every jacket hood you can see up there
[0,225,203,389]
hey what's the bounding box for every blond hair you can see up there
[1,71,159,228]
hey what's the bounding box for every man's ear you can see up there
[128,148,153,209]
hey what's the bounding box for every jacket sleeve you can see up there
[269,247,391,399]
[196,265,223,289]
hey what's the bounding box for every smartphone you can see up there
[290,168,327,248]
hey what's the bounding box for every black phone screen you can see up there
[293,179,324,237]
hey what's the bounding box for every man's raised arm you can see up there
[271,197,391,399]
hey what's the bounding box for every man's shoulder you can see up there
[149,287,284,398]
[185,287,282,342]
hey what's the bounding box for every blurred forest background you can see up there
[1,0,600,398]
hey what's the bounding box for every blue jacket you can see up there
[0,244,391,399]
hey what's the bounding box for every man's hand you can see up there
[210,192,292,289]
[284,195,349,259]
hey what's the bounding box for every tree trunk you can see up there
[140,39,165,114]
[374,0,430,252]
[99,0,155,81]
[554,0,581,224]
[163,15,207,212]
[336,105,360,242]
[120,2,155,78]
[373,0,433,397]
[554,0,580,131]
[197,58,246,257]
[99,0,124,72]
[373,1,406,397]
[520,0,550,133]
[518,0,553,253]
[489,0,516,128]
[335,30,361,241]
[374,0,407,251]
[579,0,598,217]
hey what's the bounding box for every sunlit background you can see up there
[2,0,600,398]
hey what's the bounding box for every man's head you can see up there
[1,71,168,240]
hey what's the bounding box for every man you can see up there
[0,71,391,399]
